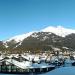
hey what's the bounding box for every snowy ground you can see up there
[39,67,75,75]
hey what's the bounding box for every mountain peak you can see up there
[41,26,75,37]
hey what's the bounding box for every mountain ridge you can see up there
[4,26,75,43]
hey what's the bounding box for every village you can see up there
[0,48,75,74]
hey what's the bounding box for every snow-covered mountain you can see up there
[1,25,75,53]
[42,26,75,37]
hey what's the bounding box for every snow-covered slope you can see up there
[5,32,34,43]
[41,26,75,37]
[40,67,75,75]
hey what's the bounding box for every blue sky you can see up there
[0,0,75,40]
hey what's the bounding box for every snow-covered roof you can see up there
[6,59,32,69]
[31,63,54,69]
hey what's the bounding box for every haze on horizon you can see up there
[0,0,75,40]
